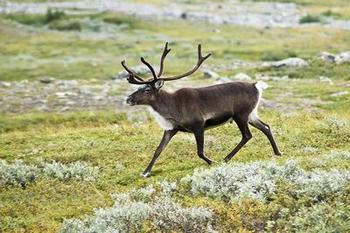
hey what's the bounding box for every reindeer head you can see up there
[122,42,211,106]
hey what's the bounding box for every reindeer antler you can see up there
[121,60,153,84]
[159,44,211,81]
[141,57,158,81]
[121,42,211,85]
[158,42,171,77]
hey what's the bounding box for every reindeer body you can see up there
[149,82,260,132]
[122,43,281,177]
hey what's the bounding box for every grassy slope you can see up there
[1,12,350,81]
[0,112,349,232]
[0,7,350,233]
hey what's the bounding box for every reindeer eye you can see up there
[144,88,152,93]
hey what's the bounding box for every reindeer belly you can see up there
[204,114,232,129]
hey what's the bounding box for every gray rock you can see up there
[216,77,231,84]
[57,80,78,86]
[260,99,278,109]
[55,91,78,98]
[330,91,349,97]
[256,74,289,81]
[319,76,333,85]
[335,51,350,64]
[202,68,219,79]
[38,76,55,84]
[272,57,308,68]
[60,106,70,112]
[0,81,11,87]
[319,52,335,62]
[234,73,252,80]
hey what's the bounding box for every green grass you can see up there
[1,78,350,232]
[1,107,349,232]
[0,111,127,133]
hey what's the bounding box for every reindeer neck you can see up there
[149,90,174,116]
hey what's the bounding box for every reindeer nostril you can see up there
[126,96,135,105]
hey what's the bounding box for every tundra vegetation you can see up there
[0,0,350,232]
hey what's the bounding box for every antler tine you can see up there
[197,44,212,62]
[160,44,211,81]
[121,60,152,85]
[140,57,158,81]
[121,60,145,82]
[157,42,171,77]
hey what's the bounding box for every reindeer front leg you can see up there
[193,127,214,165]
[142,129,178,177]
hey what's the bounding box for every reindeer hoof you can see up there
[275,151,283,156]
[209,159,217,164]
[141,171,151,178]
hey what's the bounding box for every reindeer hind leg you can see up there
[249,114,281,156]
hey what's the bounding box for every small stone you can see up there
[234,73,251,80]
[0,81,11,87]
[202,68,220,79]
[319,51,335,62]
[93,95,105,101]
[335,51,350,64]
[260,99,278,109]
[273,58,308,68]
[255,74,289,81]
[65,101,76,106]
[57,80,78,86]
[216,77,231,83]
[330,91,349,97]
[37,105,49,112]
[319,76,333,85]
[55,92,77,98]
[255,74,270,81]
[38,76,55,84]
[60,106,70,112]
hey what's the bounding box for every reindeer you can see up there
[122,43,281,177]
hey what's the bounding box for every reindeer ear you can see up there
[154,80,164,90]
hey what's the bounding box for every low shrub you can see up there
[60,183,215,233]
[0,160,38,188]
[0,159,99,188]
[299,14,322,24]
[48,19,82,31]
[272,202,350,232]
[45,8,65,23]
[181,160,350,202]
[39,160,99,181]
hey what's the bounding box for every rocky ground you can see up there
[1,49,349,114]
[1,0,350,29]
[1,55,348,115]
[0,0,349,114]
